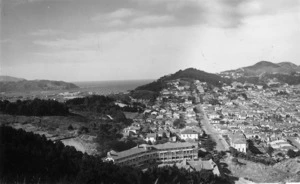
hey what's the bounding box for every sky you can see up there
[1,0,300,81]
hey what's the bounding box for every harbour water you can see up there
[73,79,153,95]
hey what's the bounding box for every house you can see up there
[180,129,199,141]
[145,133,157,143]
[123,126,140,135]
[228,133,247,153]
[207,112,220,120]
[238,113,247,120]
[158,130,170,138]
[270,139,297,151]
[161,158,220,176]
[173,112,180,119]
[211,118,221,124]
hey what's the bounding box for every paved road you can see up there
[195,104,229,151]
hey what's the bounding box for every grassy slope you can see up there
[225,156,300,182]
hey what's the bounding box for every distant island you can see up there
[222,61,300,76]
[0,76,79,92]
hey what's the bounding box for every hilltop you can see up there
[0,76,79,92]
[219,61,300,86]
[221,61,300,76]
[0,75,26,82]
[135,68,230,93]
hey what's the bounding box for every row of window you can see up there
[117,150,198,165]
[115,147,196,162]
[118,155,198,166]
[181,134,198,137]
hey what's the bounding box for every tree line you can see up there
[66,95,133,122]
[0,126,229,184]
[229,147,276,165]
[0,99,69,116]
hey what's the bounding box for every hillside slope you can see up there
[223,61,300,76]
[0,79,79,92]
[136,68,230,92]
[0,76,26,82]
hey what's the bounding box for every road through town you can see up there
[195,104,229,151]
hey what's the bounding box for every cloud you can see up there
[107,8,135,19]
[130,0,300,28]
[91,8,136,27]
[0,39,14,44]
[131,15,175,25]
[33,31,128,50]
[30,29,64,36]
[91,8,136,22]
[7,0,75,6]
[91,8,175,28]
[106,19,126,27]
[33,38,94,50]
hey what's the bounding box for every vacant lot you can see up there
[0,114,99,155]
[223,156,300,183]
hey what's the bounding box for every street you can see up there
[195,104,229,151]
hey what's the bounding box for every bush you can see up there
[78,126,89,134]
[68,124,74,131]
[229,147,276,165]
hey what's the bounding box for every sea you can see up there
[72,79,153,95]
[0,79,154,101]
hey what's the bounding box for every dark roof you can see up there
[181,129,199,135]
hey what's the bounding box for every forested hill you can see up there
[0,126,229,184]
[0,79,79,92]
[135,68,230,93]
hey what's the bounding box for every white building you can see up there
[229,133,247,153]
[105,142,198,167]
[180,129,199,141]
[145,133,157,143]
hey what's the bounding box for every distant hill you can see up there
[0,76,26,82]
[222,61,300,76]
[0,77,79,92]
[135,68,230,93]
[220,61,300,85]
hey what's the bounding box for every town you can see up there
[2,74,300,183]
[101,77,300,180]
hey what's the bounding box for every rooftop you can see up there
[181,129,199,135]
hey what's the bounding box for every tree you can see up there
[68,124,74,131]
[241,93,248,100]
[265,146,274,157]
[173,119,186,129]
[287,149,297,158]
[201,136,216,152]
[209,99,220,105]
[78,126,89,134]
[229,147,238,157]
